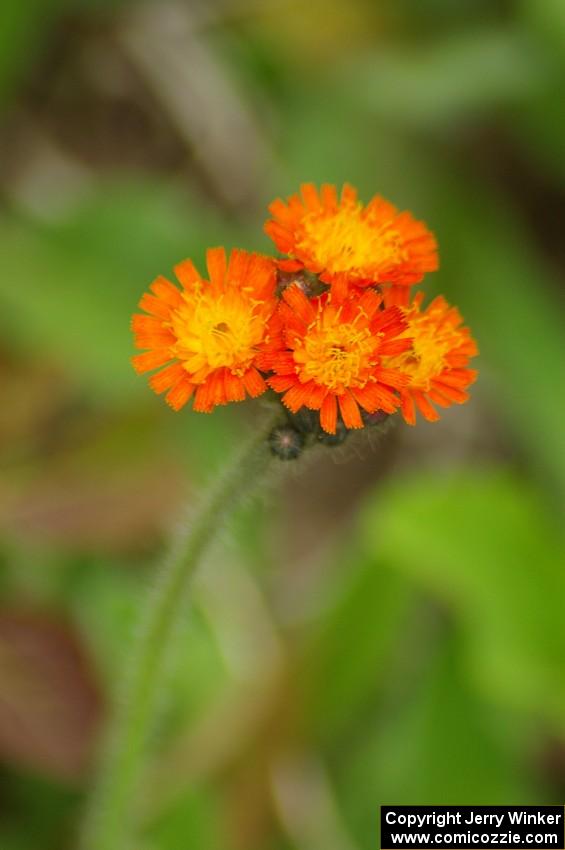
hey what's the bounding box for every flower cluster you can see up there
[132,184,477,452]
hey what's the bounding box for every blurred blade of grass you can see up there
[139,553,286,826]
[264,85,406,227]
[514,1,565,183]
[388,0,503,35]
[521,0,565,54]
[512,81,565,183]
[336,28,548,130]
[301,541,412,744]
[340,635,535,847]
[0,182,247,401]
[270,752,360,850]
[146,785,224,850]
[361,469,565,726]
[0,0,63,105]
[0,771,78,850]
[70,556,229,726]
[67,556,144,683]
[431,172,565,500]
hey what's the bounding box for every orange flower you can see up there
[385,293,478,425]
[265,183,438,302]
[132,248,277,412]
[259,284,412,434]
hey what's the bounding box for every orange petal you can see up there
[270,352,296,375]
[320,394,337,434]
[371,305,405,335]
[150,276,183,308]
[365,194,397,220]
[400,391,416,425]
[149,362,185,394]
[378,337,413,356]
[139,293,172,320]
[268,197,289,220]
[372,385,400,413]
[321,183,338,210]
[301,183,321,212]
[385,284,411,307]
[242,367,267,398]
[165,377,194,411]
[206,247,227,291]
[194,372,228,412]
[282,382,311,413]
[375,367,409,389]
[351,384,381,413]
[437,369,478,388]
[303,382,328,410]
[208,369,227,406]
[338,392,363,429]
[131,350,172,374]
[283,284,316,325]
[276,257,303,273]
[254,351,276,372]
[431,380,470,404]
[193,382,214,413]
[133,330,176,349]
[247,254,276,298]
[330,273,350,303]
[357,288,383,318]
[174,259,202,289]
[224,370,246,402]
[265,220,293,251]
[226,248,251,286]
[413,391,440,422]
[131,314,167,334]
[341,183,358,205]
[268,374,296,393]
[427,387,453,408]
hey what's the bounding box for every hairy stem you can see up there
[80,416,278,850]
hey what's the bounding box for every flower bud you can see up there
[268,425,304,461]
[317,420,349,447]
[276,269,327,299]
[361,410,390,427]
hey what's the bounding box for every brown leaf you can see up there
[0,610,103,781]
[0,462,184,553]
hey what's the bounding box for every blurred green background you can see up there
[1,0,564,848]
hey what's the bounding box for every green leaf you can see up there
[362,470,565,725]
[521,0,565,56]
[340,635,536,847]
[70,556,228,723]
[513,2,565,182]
[146,785,224,850]
[301,542,412,744]
[430,178,565,497]
[0,767,78,850]
[0,0,62,104]
[339,29,548,129]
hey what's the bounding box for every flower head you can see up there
[265,183,438,301]
[259,284,412,434]
[132,248,277,412]
[385,293,478,424]
[131,183,476,442]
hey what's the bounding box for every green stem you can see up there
[80,416,278,850]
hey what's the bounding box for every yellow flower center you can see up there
[298,205,405,277]
[169,286,266,381]
[294,314,379,392]
[391,310,459,389]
